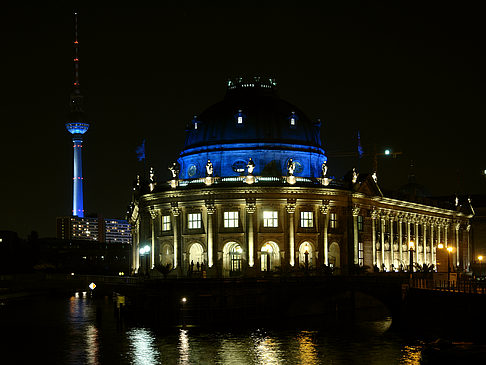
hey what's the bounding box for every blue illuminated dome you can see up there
[178,77,326,179]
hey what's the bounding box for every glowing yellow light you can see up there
[447,246,453,253]
[438,243,444,249]
[478,255,483,262]
[88,282,96,290]
[181,297,187,303]
[408,241,414,249]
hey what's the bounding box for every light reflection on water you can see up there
[0,295,424,365]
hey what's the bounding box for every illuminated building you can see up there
[65,12,89,218]
[128,77,473,277]
[57,216,132,244]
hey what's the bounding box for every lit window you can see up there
[162,215,171,231]
[188,213,202,229]
[300,211,314,228]
[329,213,337,229]
[290,117,295,125]
[238,116,243,124]
[357,215,364,232]
[358,242,364,266]
[224,211,239,228]
[263,211,278,227]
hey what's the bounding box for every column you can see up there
[352,206,360,265]
[455,222,460,267]
[206,202,216,268]
[372,210,378,267]
[467,224,471,271]
[423,220,427,265]
[320,202,329,265]
[171,205,180,269]
[246,200,256,267]
[286,200,296,267]
[149,208,158,269]
[415,221,419,265]
[407,218,411,271]
[390,216,394,270]
[381,216,385,269]
[399,217,403,268]
[445,223,448,248]
[430,222,435,267]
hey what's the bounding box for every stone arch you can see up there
[188,242,205,269]
[298,241,315,268]
[260,241,280,272]
[160,242,173,267]
[329,242,341,268]
[222,241,243,277]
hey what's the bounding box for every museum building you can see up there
[128,77,473,277]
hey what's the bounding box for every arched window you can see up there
[260,241,280,271]
[298,241,314,268]
[189,242,205,267]
[160,243,173,267]
[329,242,340,268]
[222,242,243,277]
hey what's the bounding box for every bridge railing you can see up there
[411,278,486,294]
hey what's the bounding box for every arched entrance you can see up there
[298,241,314,268]
[329,242,341,268]
[222,241,243,277]
[260,241,280,272]
[188,242,205,270]
[160,243,173,267]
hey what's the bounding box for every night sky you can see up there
[1,2,484,239]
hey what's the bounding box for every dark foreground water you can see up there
[0,293,427,364]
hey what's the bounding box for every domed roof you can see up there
[183,77,322,150]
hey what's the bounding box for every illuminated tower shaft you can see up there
[65,11,89,217]
[72,134,85,216]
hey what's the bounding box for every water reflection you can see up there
[127,328,159,365]
[297,331,318,365]
[0,295,430,365]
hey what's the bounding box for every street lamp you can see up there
[478,255,483,278]
[139,245,151,277]
[447,246,453,288]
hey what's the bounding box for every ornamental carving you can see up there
[352,205,360,217]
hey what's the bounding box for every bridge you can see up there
[2,273,485,332]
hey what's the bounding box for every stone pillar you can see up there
[352,205,360,265]
[415,221,419,265]
[381,216,385,269]
[286,200,296,267]
[372,210,378,267]
[399,217,403,268]
[206,201,216,268]
[149,208,158,269]
[455,222,460,267]
[467,224,471,271]
[431,222,435,267]
[390,216,394,270]
[171,204,180,269]
[423,220,427,265]
[407,219,411,271]
[320,202,330,265]
[246,200,256,267]
[445,224,448,248]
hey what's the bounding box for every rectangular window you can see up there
[224,211,239,228]
[263,211,278,227]
[357,215,364,232]
[162,215,171,231]
[329,213,337,229]
[358,241,364,266]
[300,211,314,228]
[188,213,202,229]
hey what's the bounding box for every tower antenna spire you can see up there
[73,11,80,87]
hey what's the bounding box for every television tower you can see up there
[65,11,89,217]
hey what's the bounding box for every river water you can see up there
[0,293,427,364]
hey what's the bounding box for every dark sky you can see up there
[1,2,484,239]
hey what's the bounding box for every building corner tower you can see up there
[65,12,89,217]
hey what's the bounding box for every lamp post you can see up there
[447,246,453,289]
[478,255,483,278]
[181,297,187,327]
[139,245,151,277]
